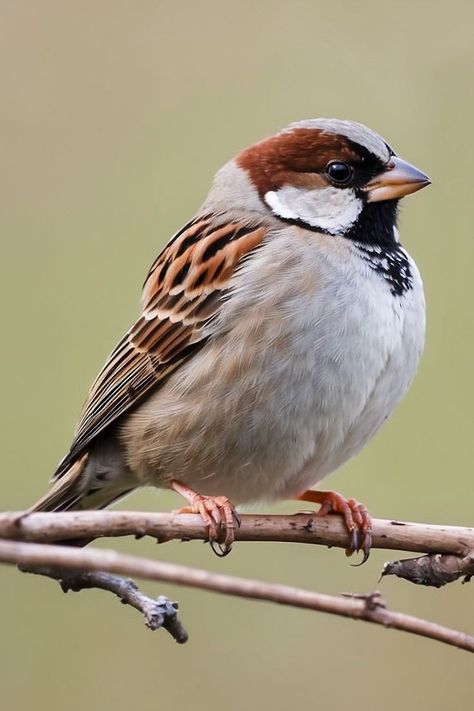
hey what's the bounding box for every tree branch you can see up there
[2,538,473,653]
[3,509,473,553]
[3,510,474,587]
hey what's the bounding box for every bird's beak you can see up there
[364,156,431,203]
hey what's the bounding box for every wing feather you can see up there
[54,215,268,478]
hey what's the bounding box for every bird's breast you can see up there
[120,229,425,504]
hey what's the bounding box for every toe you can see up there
[170,481,238,555]
[308,490,373,563]
[203,498,224,530]
[218,498,237,548]
[200,502,221,541]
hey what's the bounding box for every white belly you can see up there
[120,230,425,504]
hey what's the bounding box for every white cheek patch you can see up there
[264,185,363,235]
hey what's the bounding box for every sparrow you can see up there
[32,118,430,560]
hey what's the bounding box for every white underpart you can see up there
[264,185,363,235]
[121,229,425,506]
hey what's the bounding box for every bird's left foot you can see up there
[296,489,372,563]
[169,479,240,556]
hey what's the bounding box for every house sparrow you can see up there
[32,118,430,560]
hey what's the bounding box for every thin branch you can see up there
[3,510,474,555]
[20,563,188,642]
[1,539,473,653]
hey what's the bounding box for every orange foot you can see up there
[170,479,241,556]
[296,489,372,564]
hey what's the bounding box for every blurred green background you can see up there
[1,1,473,709]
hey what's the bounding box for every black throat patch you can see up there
[347,199,413,296]
[354,242,413,296]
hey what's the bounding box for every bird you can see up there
[32,118,430,560]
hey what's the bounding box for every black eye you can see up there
[325,161,353,185]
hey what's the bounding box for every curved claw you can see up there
[210,540,233,557]
[297,489,373,564]
[350,537,372,567]
[347,528,360,555]
[347,501,372,561]
[233,509,242,528]
[170,480,238,555]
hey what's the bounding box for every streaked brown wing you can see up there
[54,215,268,478]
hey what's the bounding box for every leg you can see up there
[296,489,372,563]
[169,479,241,555]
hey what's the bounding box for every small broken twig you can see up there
[20,563,188,642]
[381,552,474,587]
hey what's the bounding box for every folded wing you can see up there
[54,215,268,479]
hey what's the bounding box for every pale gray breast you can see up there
[119,227,425,504]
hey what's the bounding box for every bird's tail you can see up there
[29,448,136,545]
[30,454,90,513]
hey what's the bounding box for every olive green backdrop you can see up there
[1,1,473,709]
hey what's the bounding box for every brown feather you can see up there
[53,215,268,479]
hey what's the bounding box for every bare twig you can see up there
[20,563,188,642]
[3,510,473,555]
[1,538,473,653]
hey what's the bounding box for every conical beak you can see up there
[364,156,431,202]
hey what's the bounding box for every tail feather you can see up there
[30,447,137,546]
[30,455,89,513]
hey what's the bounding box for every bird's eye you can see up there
[325,161,353,185]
